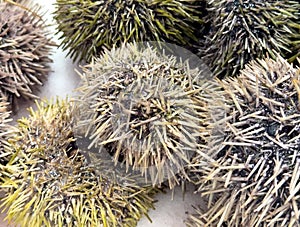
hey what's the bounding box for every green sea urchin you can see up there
[0,99,156,227]
[188,56,300,226]
[198,0,300,78]
[0,0,55,109]
[53,0,205,62]
[75,42,212,188]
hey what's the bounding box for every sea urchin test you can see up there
[75,42,217,189]
[0,0,55,109]
[53,0,206,62]
[0,99,156,227]
[188,56,300,226]
[198,0,300,78]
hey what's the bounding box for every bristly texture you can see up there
[291,6,300,64]
[0,1,55,109]
[53,0,206,62]
[187,56,300,226]
[0,96,17,166]
[0,99,156,227]
[75,43,212,188]
[198,0,300,78]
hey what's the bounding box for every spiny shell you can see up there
[75,42,214,189]
[0,0,55,109]
[53,0,206,62]
[1,99,156,227]
[198,0,300,78]
[188,56,300,226]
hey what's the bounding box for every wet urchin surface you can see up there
[198,0,300,78]
[0,0,55,110]
[53,0,206,62]
[187,56,300,226]
[74,42,217,189]
[0,99,156,227]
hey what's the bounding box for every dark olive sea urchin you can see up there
[0,99,156,227]
[0,0,55,109]
[198,0,300,78]
[75,42,213,188]
[53,0,206,62]
[187,56,300,226]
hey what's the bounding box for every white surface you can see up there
[138,184,203,227]
[2,1,204,226]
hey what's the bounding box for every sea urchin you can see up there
[188,56,300,226]
[75,42,211,188]
[0,0,55,108]
[0,99,156,227]
[54,0,206,62]
[199,0,300,78]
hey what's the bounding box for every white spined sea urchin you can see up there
[53,0,206,62]
[187,56,300,226]
[0,0,55,109]
[75,42,213,189]
[0,98,157,227]
[198,0,300,78]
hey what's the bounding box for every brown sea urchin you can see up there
[0,0,55,108]
[0,99,156,227]
[188,56,300,226]
[53,0,206,62]
[75,42,212,188]
[199,0,300,78]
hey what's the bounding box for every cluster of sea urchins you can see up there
[53,0,206,62]
[198,0,300,78]
[0,0,54,109]
[187,56,300,226]
[0,99,156,227]
[74,42,219,189]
